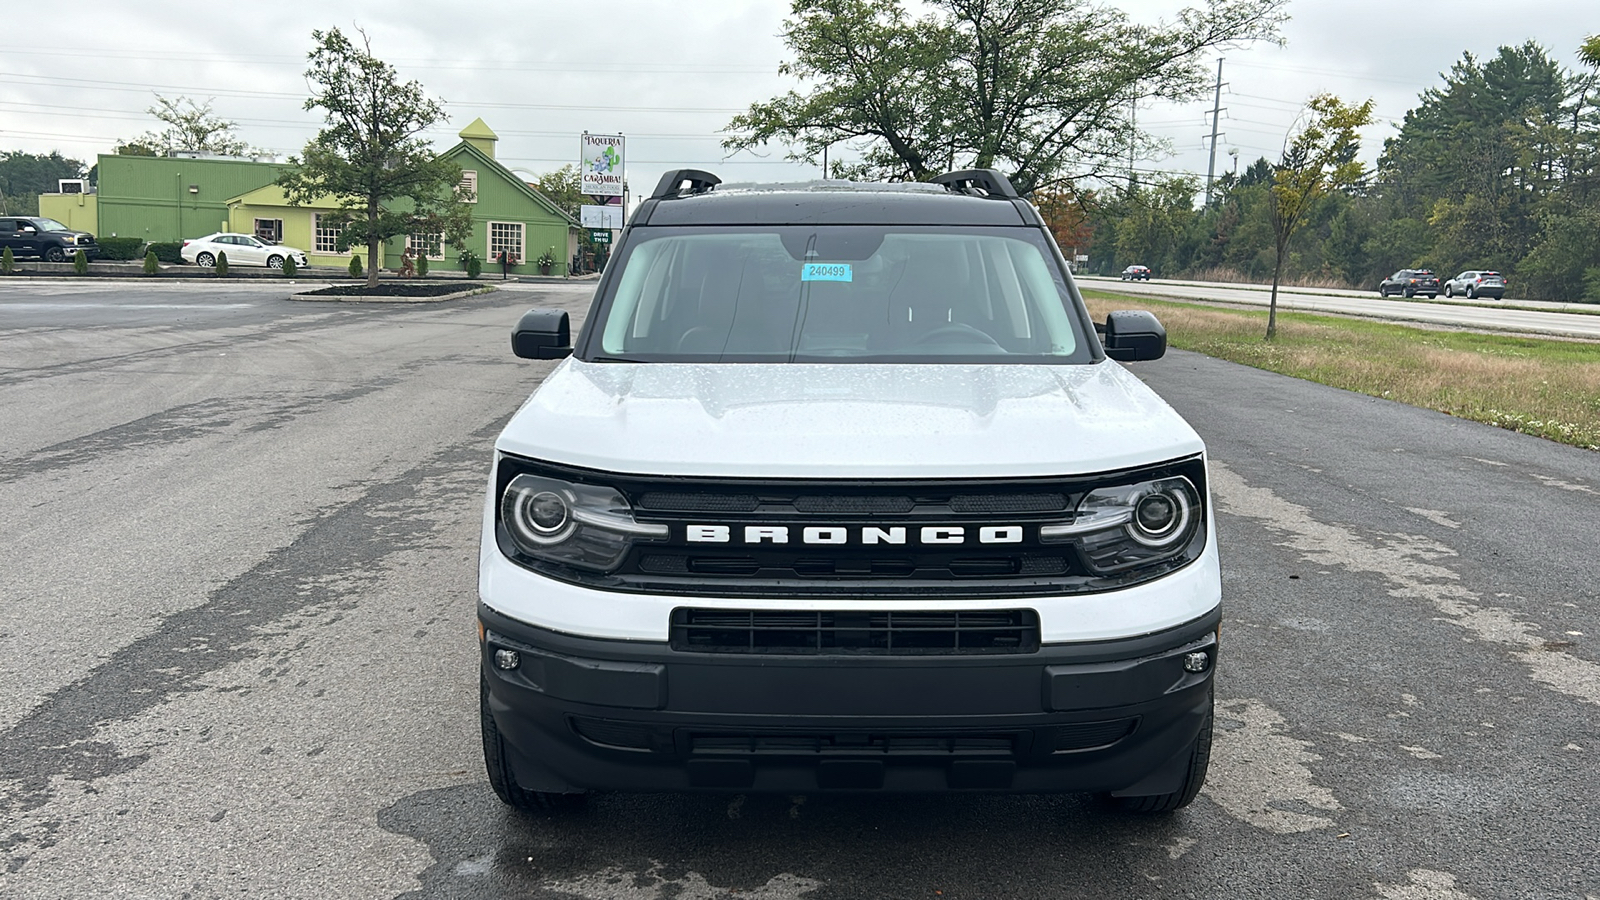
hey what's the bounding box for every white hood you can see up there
[496,360,1203,478]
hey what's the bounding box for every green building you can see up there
[39,119,579,275]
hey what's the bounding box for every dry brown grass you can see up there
[1182,266,1360,291]
[1083,292,1600,450]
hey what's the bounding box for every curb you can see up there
[288,285,500,303]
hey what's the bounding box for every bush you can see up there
[143,250,159,275]
[1,246,13,275]
[147,242,184,264]
[73,249,88,275]
[97,237,145,260]
[416,255,429,277]
[216,251,229,276]
[460,250,482,279]
[282,254,297,277]
[348,255,363,278]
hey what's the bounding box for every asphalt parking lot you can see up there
[1,281,1596,899]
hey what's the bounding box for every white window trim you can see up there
[406,232,446,261]
[312,212,349,256]
[488,221,525,264]
[459,170,478,204]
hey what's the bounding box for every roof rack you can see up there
[931,169,1019,199]
[651,169,722,200]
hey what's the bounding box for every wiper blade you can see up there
[588,355,650,363]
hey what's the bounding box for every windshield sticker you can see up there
[801,262,852,283]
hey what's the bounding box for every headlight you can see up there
[499,472,666,573]
[1039,475,1202,574]
[65,235,79,245]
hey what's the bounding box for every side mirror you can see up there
[511,308,573,360]
[1102,310,1167,362]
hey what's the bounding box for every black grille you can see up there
[690,732,1018,757]
[670,608,1040,655]
[494,454,1208,599]
[640,492,759,512]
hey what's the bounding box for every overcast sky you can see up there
[2,0,1595,203]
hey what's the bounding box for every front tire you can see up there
[267,255,284,269]
[1107,697,1214,813]
[45,246,66,262]
[481,672,587,813]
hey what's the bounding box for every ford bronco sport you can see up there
[478,169,1220,814]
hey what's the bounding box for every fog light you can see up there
[494,648,521,670]
[1183,651,1209,673]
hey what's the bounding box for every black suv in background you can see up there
[1378,269,1439,298]
[0,217,99,262]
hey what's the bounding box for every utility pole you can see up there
[1128,95,1137,194]
[1204,58,1227,207]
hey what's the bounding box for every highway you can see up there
[1080,274,1600,340]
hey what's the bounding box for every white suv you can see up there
[478,169,1220,814]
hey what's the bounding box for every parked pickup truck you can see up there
[0,216,99,262]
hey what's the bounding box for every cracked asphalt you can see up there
[1,281,1596,899]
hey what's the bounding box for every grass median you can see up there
[1082,289,1600,452]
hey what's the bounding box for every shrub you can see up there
[416,255,429,277]
[73,249,88,275]
[460,250,481,279]
[216,251,229,276]
[147,242,184,264]
[143,250,159,275]
[348,255,363,278]
[97,236,145,260]
[282,254,297,277]
[1,246,13,275]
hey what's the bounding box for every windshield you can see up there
[33,218,70,232]
[583,226,1093,364]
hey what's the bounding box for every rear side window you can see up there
[589,226,1091,364]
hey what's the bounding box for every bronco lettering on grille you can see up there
[684,525,1026,545]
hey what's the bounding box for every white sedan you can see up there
[181,233,310,269]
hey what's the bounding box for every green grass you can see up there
[1082,289,1600,451]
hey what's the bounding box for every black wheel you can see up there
[267,255,284,269]
[1466,285,1476,299]
[1444,285,1454,298]
[1107,697,1214,813]
[1378,286,1388,297]
[1424,293,1436,299]
[45,246,66,262]
[481,672,587,813]
[1403,288,1415,298]
[197,251,215,268]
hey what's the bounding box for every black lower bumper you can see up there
[479,603,1218,795]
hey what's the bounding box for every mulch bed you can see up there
[296,282,489,298]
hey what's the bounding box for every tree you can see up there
[120,95,255,158]
[277,27,470,287]
[1581,35,1600,69]
[531,164,584,220]
[0,151,87,216]
[723,0,1286,194]
[1266,94,1373,339]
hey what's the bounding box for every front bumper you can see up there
[480,603,1218,795]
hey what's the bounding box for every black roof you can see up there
[640,189,1030,227]
[633,169,1038,228]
